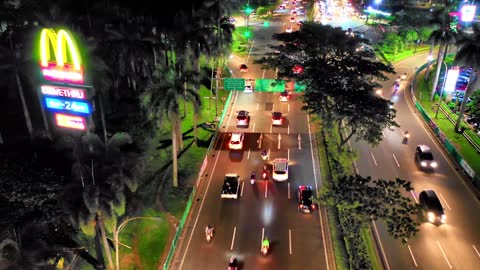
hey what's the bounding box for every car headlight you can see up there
[427,212,435,223]
[431,162,438,168]
[441,214,446,223]
[421,161,427,167]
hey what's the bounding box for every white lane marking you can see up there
[410,190,418,204]
[347,139,351,148]
[262,69,266,79]
[371,152,378,166]
[252,122,256,133]
[382,131,385,137]
[436,241,453,269]
[288,182,291,199]
[179,126,228,269]
[473,245,480,258]
[256,103,259,111]
[241,181,245,197]
[438,193,451,210]
[288,125,290,134]
[247,149,251,160]
[289,229,292,255]
[230,227,237,250]
[353,160,359,174]
[267,148,271,161]
[373,221,391,270]
[288,149,290,161]
[288,103,290,112]
[261,228,265,250]
[265,182,268,198]
[407,245,418,267]
[270,125,272,134]
[246,40,254,63]
[393,154,400,167]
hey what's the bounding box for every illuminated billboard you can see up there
[55,113,87,131]
[39,29,84,84]
[461,5,476,22]
[444,68,460,93]
[44,97,91,114]
[41,85,87,99]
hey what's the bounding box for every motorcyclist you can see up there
[250,171,256,184]
[262,165,268,180]
[228,257,238,270]
[261,149,268,160]
[205,225,213,239]
[403,131,410,144]
[401,72,407,80]
[262,237,270,250]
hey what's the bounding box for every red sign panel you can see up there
[41,85,87,99]
[41,63,84,84]
[55,113,87,131]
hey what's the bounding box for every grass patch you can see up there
[379,45,431,64]
[117,209,169,270]
[361,226,382,270]
[415,72,480,176]
[314,127,349,270]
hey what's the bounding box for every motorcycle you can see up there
[206,227,214,243]
[228,257,238,270]
[250,172,256,184]
[401,72,407,81]
[261,150,268,160]
[262,169,268,180]
[261,244,269,256]
[403,131,410,144]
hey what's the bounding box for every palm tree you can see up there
[452,24,480,131]
[0,27,34,141]
[60,132,137,270]
[141,66,184,187]
[427,3,458,101]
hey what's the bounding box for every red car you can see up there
[240,64,248,72]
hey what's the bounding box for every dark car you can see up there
[271,112,283,126]
[240,64,248,72]
[467,115,480,130]
[419,189,446,224]
[415,145,438,170]
[298,185,314,213]
[221,173,240,199]
[236,110,250,127]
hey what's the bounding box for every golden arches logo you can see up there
[39,28,84,84]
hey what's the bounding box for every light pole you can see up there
[114,216,162,270]
[435,61,448,119]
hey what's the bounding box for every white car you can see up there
[286,26,293,33]
[272,158,289,181]
[245,84,254,93]
[229,132,244,150]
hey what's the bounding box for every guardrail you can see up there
[162,90,233,270]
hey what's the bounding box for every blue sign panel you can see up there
[44,97,91,114]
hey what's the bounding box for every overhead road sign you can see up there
[255,79,285,92]
[224,78,246,91]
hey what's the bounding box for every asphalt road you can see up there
[169,5,333,270]
[349,51,480,270]
[318,2,480,269]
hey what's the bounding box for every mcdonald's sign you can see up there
[39,28,84,84]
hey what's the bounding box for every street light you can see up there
[114,216,162,270]
[375,0,382,10]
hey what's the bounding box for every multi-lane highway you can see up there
[169,4,333,270]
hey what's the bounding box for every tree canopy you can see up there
[254,23,397,147]
[321,174,420,242]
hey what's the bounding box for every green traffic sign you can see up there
[254,79,285,92]
[224,78,245,91]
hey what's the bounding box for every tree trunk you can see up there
[94,218,106,270]
[425,40,434,80]
[193,113,198,144]
[172,123,179,187]
[98,93,108,145]
[97,214,114,270]
[15,70,33,140]
[454,71,477,131]
[430,44,445,101]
